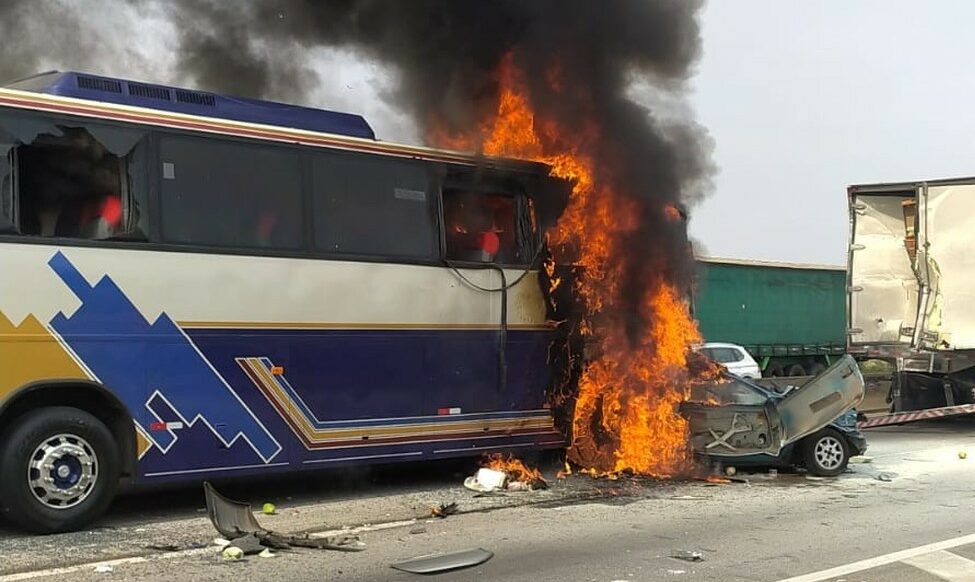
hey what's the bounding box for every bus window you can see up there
[0,144,13,234]
[443,190,521,264]
[11,122,147,240]
[311,152,438,260]
[159,135,303,250]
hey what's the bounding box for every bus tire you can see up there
[0,406,119,533]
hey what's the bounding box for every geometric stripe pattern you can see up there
[857,402,975,429]
[236,356,557,450]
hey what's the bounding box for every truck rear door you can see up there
[847,186,920,350]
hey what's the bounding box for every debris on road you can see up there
[478,453,548,491]
[430,501,459,519]
[960,450,968,459]
[724,466,736,476]
[876,473,894,482]
[409,525,427,535]
[94,565,114,573]
[222,546,244,562]
[204,482,365,553]
[229,533,266,555]
[262,502,277,515]
[391,548,494,574]
[464,467,507,492]
[145,543,181,552]
[213,538,231,548]
[258,548,276,559]
[671,550,704,562]
[850,456,873,464]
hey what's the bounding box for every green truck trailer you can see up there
[693,257,847,377]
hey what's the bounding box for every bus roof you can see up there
[0,71,548,174]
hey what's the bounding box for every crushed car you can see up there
[681,355,866,476]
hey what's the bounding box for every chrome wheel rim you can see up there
[814,435,844,470]
[27,433,98,509]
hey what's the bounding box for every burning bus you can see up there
[0,71,572,532]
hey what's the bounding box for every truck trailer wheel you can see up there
[807,362,826,375]
[0,407,119,533]
[785,363,806,376]
[802,427,850,477]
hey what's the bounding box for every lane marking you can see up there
[776,532,975,582]
[902,550,975,582]
[0,548,211,582]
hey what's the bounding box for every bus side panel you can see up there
[0,244,560,483]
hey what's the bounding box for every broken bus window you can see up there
[443,189,528,264]
[0,111,149,241]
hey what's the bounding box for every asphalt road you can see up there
[4,420,975,581]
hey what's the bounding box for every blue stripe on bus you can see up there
[47,252,283,462]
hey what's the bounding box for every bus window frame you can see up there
[0,105,547,270]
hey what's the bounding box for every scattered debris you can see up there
[431,502,459,519]
[671,550,704,562]
[145,543,181,552]
[670,495,708,501]
[960,450,968,459]
[464,468,508,492]
[229,533,267,555]
[724,466,736,476]
[876,473,894,482]
[213,538,231,548]
[262,502,277,515]
[768,469,778,477]
[849,456,873,464]
[667,570,687,575]
[391,548,494,574]
[409,525,428,535]
[464,453,548,492]
[94,565,114,573]
[258,548,276,559]
[204,482,365,552]
[222,546,244,562]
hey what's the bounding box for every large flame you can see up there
[430,58,704,477]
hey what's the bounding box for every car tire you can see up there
[0,407,120,533]
[767,364,784,377]
[785,363,806,376]
[802,427,850,477]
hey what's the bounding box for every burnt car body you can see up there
[681,355,867,476]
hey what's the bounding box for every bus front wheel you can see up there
[0,406,119,533]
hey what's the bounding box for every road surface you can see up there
[3,420,975,581]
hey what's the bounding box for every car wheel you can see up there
[767,364,784,377]
[0,407,120,533]
[785,363,806,376]
[802,427,850,477]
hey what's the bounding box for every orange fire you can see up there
[430,57,705,477]
[482,453,546,485]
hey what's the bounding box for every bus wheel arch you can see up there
[0,381,137,481]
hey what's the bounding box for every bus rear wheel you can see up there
[0,407,119,533]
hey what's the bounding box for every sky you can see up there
[688,1,975,265]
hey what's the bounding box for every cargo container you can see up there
[693,257,847,377]
[848,177,975,413]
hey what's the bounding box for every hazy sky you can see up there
[688,1,975,266]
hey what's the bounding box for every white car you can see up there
[696,342,762,379]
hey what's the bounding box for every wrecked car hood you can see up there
[682,356,865,458]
